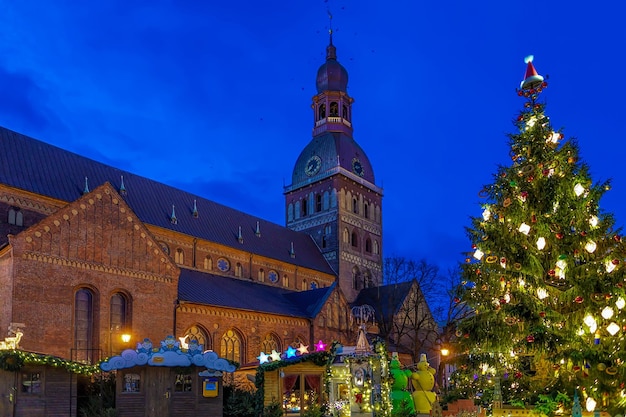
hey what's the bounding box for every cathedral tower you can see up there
[284,33,383,302]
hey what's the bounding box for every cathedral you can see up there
[0,32,384,383]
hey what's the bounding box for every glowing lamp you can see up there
[121,334,131,343]
[537,288,548,300]
[473,249,484,260]
[586,397,597,412]
[607,322,620,336]
[617,297,626,310]
[536,237,546,250]
[601,306,614,319]
[518,223,531,235]
[441,347,450,357]
[583,314,596,328]
[482,208,491,221]
[574,183,585,197]
[584,240,597,253]
[606,259,617,273]
[547,131,561,145]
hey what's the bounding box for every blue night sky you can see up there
[1,1,624,272]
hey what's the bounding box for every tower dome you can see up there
[315,39,349,93]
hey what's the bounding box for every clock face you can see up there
[352,158,364,176]
[304,155,322,176]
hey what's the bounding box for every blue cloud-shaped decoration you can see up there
[100,337,236,373]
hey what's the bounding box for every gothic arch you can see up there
[184,324,211,350]
[220,328,244,364]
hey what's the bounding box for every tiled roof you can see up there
[178,268,335,318]
[0,126,335,275]
[351,281,414,323]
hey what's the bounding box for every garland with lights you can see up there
[0,349,100,375]
[254,342,338,417]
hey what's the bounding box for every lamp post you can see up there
[438,346,450,395]
[121,333,131,345]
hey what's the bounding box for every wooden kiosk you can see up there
[100,335,236,417]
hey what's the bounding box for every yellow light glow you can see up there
[518,223,531,235]
[607,322,620,336]
[602,306,614,320]
[586,397,597,412]
[583,314,596,328]
[441,348,450,357]
[574,183,585,197]
[536,237,546,250]
[537,288,548,300]
[121,334,131,343]
[584,240,597,253]
[589,215,599,227]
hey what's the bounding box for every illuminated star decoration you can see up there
[257,352,270,364]
[286,346,297,358]
[315,340,326,352]
[270,349,282,362]
[297,343,309,355]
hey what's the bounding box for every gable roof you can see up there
[351,280,415,324]
[0,126,335,275]
[178,268,335,318]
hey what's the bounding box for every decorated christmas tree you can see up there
[450,57,626,415]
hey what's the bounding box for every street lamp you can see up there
[121,334,131,344]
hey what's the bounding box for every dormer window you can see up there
[8,208,23,226]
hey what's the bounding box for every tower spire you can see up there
[326,10,337,60]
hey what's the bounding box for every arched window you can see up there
[204,256,213,270]
[258,269,265,282]
[323,191,330,210]
[283,275,289,288]
[287,203,294,222]
[261,333,281,354]
[373,240,379,255]
[365,238,372,253]
[352,267,361,290]
[75,288,96,363]
[294,201,301,220]
[364,203,369,219]
[316,194,322,212]
[301,198,307,216]
[342,104,349,119]
[321,235,327,248]
[330,189,337,208]
[352,198,359,214]
[351,231,358,248]
[220,330,241,363]
[343,228,350,244]
[364,270,373,288]
[184,325,210,350]
[318,104,326,119]
[8,208,23,226]
[110,293,129,333]
[330,101,338,116]
[175,248,184,264]
[301,279,307,290]
[235,263,243,277]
